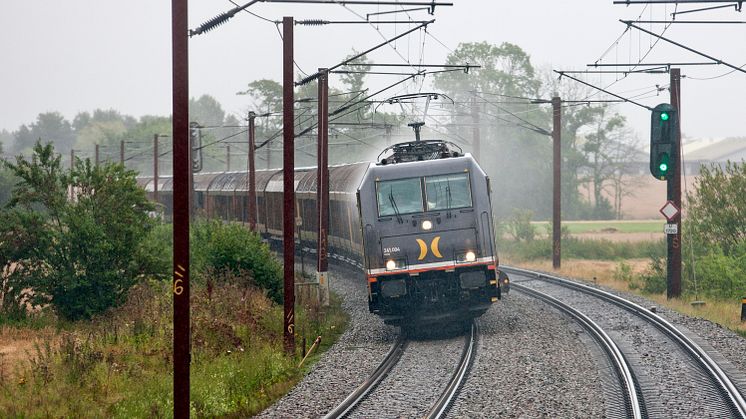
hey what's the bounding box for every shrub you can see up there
[0,141,154,320]
[685,248,746,300]
[639,256,666,294]
[506,209,536,242]
[192,220,283,304]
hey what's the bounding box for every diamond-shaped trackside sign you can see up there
[660,200,680,222]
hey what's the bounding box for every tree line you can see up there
[0,42,643,220]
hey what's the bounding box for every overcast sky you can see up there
[1,1,744,141]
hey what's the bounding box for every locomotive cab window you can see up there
[376,178,424,217]
[424,173,472,211]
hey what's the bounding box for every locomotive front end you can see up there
[357,141,502,326]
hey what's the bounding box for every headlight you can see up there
[386,259,397,270]
[465,251,476,262]
[421,220,433,230]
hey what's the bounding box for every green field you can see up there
[532,220,662,234]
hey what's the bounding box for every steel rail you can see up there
[513,283,643,419]
[503,265,746,419]
[323,336,406,419]
[424,322,477,419]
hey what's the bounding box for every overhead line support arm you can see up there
[622,21,746,75]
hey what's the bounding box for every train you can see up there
[138,139,508,326]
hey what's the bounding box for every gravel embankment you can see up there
[448,294,607,418]
[258,264,397,418]
[513,272,741,418]
[348,330,466,418]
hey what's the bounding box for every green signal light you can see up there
[660,112,670,121]
[659,162,668,172]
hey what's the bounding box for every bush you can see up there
[133,223,172,280]
[192,220,283,304]
[639,256,667,294]
[1,142,155,320]
[506,209,536,242]
[685,248,746,299]
[501,236,665,261]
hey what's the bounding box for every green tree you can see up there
[12,112,75,155]
[1,141,155,320]
[432,41,549,218]
[687,161,746,255]
[339,50,371,93]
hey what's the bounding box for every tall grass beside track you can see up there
[0,222,349,417]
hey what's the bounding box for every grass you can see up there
[531,220,661,234]
[504,256,746,338]
[500,236,666,261]
[0,274,348,418]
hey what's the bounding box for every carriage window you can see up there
[424,173,472,211]
[376,178,424,217]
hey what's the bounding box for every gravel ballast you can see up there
[260,263,746,418]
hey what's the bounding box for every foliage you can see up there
[683,245,746,300]
[506,209,536,242]
[191,220,283,304]
[11,112,75,155]
[0,276,348,418]
[501,236,665,261]
[638,256,667,294]
[687,161,746,255]
[339,50,371,93]
[0,166,17,207]
[0,141,154,320]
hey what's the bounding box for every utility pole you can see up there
[248,111,257,230]
[317,68,330,306]
[95,144,100,167]
[154,134,160,204]
[282,16,296,356]
[471,95,480,159]
[669,68,682,298]
[120,140,125,166]
[552,96,562,270]
[70,149,75,169]
[171,1,191,417]
[226,145,231,172]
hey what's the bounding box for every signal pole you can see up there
[669,68,682,298]
[552,96,562,269]
[471,95,480,159]
[282,16,296,355]
[154,134,160,204]
[171,1,191,417]
[317,68,330,306]
[248,112,257,230]
[226,145,231,171]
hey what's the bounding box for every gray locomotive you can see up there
[139,139,507,327]
[357,140,507,325]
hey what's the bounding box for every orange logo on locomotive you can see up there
[416,236,443,260]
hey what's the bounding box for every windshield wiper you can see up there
[446,180,453,210]
[388,190,403,224]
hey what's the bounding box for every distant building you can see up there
[683,137,746,175]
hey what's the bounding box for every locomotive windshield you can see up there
[376,178,424,217]
[424,173,472,211]
[376,172,473,217]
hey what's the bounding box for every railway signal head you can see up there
[650,103,678,181]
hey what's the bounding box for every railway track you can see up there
[512,283,644,419]
[324,322,477,419]
[504,265,746,419]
